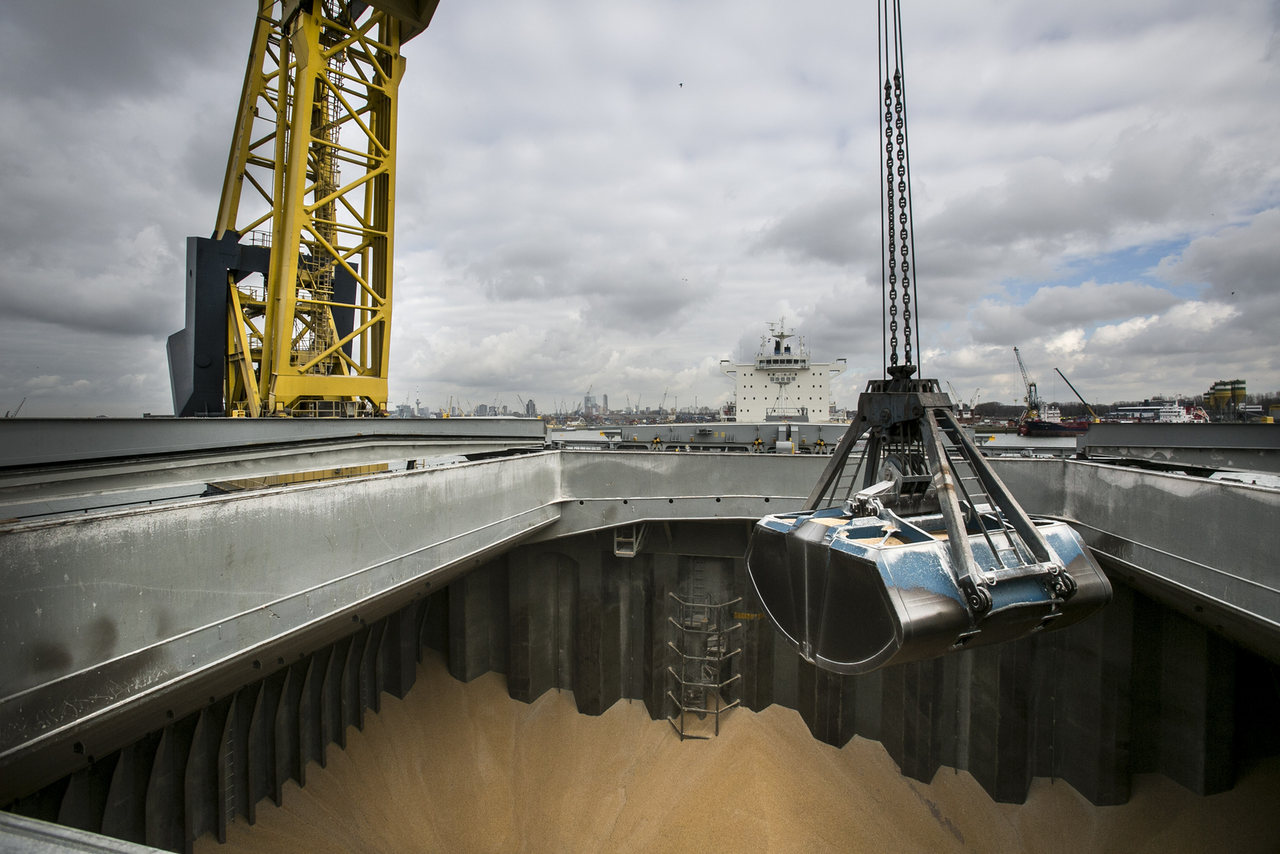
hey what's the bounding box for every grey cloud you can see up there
[1268,0,1280,60]
[755,185,880,266]
[1004,1,1213,45]
[3,0,1279,415]
[579,265,707,331]
[0,5,246,346]
[1,227,180,337]
[0,2,246,102]
[794,278,884,361]
[0,321,173,416]
[471,234,577,301]
[1158,208,1280,334]
[928,128,1227,251]
[970,280,1182,344]
[472,240,709,331]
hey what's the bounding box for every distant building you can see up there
[720,319,846,422]
[475,403,489,417]
[525,398,537,417]
[583,393,598,417]
[1113,401,1163,421]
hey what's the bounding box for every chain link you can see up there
[882,61,915,369]
[894,70,913,367]
[884,78,899,366]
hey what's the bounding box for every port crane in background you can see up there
[945,381,965,414]
[1013,347,1041,420]
[168,0,440,417]
[944,382,980,420]
[1055,368,1100,423]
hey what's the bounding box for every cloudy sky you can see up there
[1,0,1278,416]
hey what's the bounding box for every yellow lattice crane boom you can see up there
[168,0,438,417]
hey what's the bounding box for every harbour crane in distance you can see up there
[167,0,440,418]
[1054,368,1100,422]
[1013,347,1040,420]
[946,382,980,419]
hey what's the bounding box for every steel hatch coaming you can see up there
[1,449,1275,808]
[0,452,564,804]
[989,456,1280,665]
[0,450,824,804]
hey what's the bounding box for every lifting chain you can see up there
[880,0,917,372]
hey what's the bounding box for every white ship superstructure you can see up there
[720,319,846,422]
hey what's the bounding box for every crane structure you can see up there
[168,0,439,417]
[1013,347,1040,420]
[1055,368,1100,422]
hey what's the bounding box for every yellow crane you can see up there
[1054,368,1100,423]
[169,0,439,417]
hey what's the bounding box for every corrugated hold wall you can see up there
[5,602,429,853]
[445,530,1279,807]
[7,524,1280,852]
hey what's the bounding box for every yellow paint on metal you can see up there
[216,1,412,416]
[209,462,390,492]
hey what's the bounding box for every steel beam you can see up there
[544,450,825,538]
[992,457,1280,663]
[0,812,159,853]
[0,453,561,803]
[0,417,545,518]
[1078,422,1280,474]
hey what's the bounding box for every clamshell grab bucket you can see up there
[745,377,1112,676]
[746,508,1110,674]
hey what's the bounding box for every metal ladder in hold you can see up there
[666,590,743,740]
[686,565,712,710]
